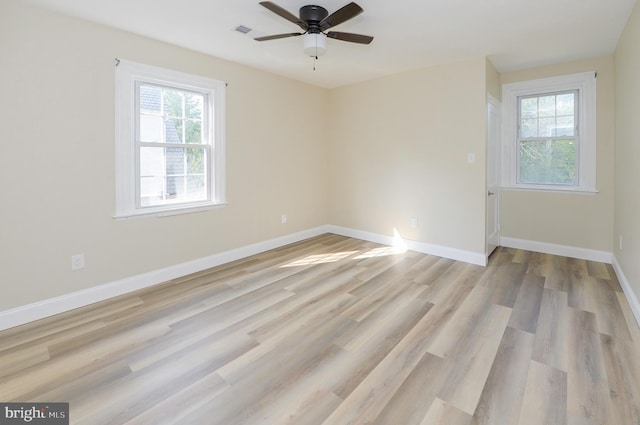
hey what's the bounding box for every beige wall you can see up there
[328,59,488,255]
[499,56,616,252]
[0,2,329,311]
[615,2,640,302]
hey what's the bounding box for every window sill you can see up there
[114,202,228,220]
[501,185,598,195]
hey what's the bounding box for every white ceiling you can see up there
[18,0,637,88]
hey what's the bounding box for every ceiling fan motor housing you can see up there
[300,5,328,33]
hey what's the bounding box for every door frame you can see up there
[486,94,501,258]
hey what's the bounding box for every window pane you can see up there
[166,176,184,199]
[140,147,165,206]
[140,176,163,207]
[556,116,575,137]
[538,95,556,117]
[184,93,204,145]
[187,147,205,174]
[556,93,575,116]
[139,146,207,207]
[519,139,576,185]
[165,117,183,143]
[187,175,206,200]
[139,85,163,143]
[538,117,556,137]
[185,93,204,118]
[140,115,164,142]
[521,98,537,119]
[186,119,203,144]
[140,146,164,176]
[163,89,184,118]
[139,85,162,112]
[166,147,185,175]
[521,118,538,138]
[138,85,206,145]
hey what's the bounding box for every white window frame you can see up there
[501,72,597,193]
[115,59,226,218]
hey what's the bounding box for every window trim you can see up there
[501,72,597,193]
[115,59,226,219]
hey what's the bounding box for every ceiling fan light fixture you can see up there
[303,32,327,57]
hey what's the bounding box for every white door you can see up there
[486,96,501,256]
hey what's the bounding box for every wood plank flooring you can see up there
[1,234,639,424]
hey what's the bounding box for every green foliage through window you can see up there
[519,139,576,185]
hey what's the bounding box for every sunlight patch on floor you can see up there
[281,229,409,266]
[353,246,405,259]
[280,251,359,268]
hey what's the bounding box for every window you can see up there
[518,91,577,185]
[502,72,596,192]
[115,60,226,218]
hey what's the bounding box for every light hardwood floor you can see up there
[1,234,639,425]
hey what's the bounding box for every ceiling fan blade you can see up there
[254,32,304,41]
[259,2,308,30]
[326,31,373,44]
[320,2,363,31]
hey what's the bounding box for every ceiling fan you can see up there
[254,1,373,57]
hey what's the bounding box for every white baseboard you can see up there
[500,236,613,264]
[0,224,490,331]
[612,256,640,329]
[0,226,329,332]
[6,225,631,333]
[500,237,640,329]
[327,225,487,266]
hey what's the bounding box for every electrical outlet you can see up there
[71,254,85,270]
[281,214,287,224]
[467,152,476,164]
[410,218,419,229]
